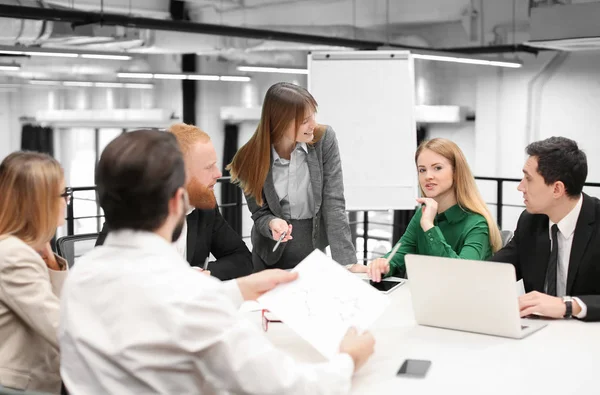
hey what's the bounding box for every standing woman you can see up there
[363,138,502,281]
[228,82,357,270]
[0,152,69,394]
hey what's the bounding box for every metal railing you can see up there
[64,176,600,261]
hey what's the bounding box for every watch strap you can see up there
[563,296,573,318]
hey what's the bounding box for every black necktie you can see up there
[545,224,559,296]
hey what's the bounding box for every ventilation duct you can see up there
[525,2,600,52]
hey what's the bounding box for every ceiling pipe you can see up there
[0,4,548,55]
[440,44,542,55]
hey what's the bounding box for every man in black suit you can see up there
[491,136,600,321]
[96,124,253,281]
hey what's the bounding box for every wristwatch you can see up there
[562,296,573,319]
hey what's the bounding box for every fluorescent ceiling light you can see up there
[237,66,309,74]
[0,64,20,71]
[123,83,154,89]
[153,73,187,80]
[63,81,94,87]
[28,80,154,89]
[0,50,24,56]
[411,53,521,68]
[187,74,220,81]
[118,72,153,79]
[95,82,125,88]
[220,76,251,82]
[0,47,132,60]
[117,72,250,82]
[81,54,132,60]
[24,51,79,58]
[29,80,61,86]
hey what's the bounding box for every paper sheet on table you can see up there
[257,249,390,359]
[516,279,525,297]
[239,301,263,313]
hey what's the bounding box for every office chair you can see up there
[500,230,514,248]
[56,233,99,268]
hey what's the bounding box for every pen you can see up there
[203,256,210,271]
[385,242,402,264]
[272,231,287,252]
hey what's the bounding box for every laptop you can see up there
[405,254,547,339]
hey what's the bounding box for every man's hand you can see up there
[347,263,368,273]
[366,258,390,282]
[192,267,211,276]
[237,269,299,301]
[339,327,375,372]
[519,291,580,318]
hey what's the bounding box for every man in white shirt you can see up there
[491,136,600,321]
[59,129,375,394]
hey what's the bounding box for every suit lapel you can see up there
[186,210,198,264]
[532,222,551,292]
[307,145,322,214]
[263,167,284,218]
[567,194,595,294]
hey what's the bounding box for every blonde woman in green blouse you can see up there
[357,138,502,281]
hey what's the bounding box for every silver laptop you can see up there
[405,254,547,339]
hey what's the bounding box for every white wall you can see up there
[416,60,480,165]
[469,51,600,231]
[0,91,20,161]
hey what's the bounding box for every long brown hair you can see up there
[227,82,325,206]
[0,152,64,247]
[416,138,502,252]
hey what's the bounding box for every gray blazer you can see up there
[246,127,357,267]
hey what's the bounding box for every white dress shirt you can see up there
[547,195,587,318]
[272,143,315,220]
[59,230,353,395]
[173,208,195,260]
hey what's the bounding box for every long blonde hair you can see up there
[227,82,325,206]
[416,138,502,252]
[0,152,64,247]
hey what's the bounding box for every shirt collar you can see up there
[549,194,583,239]
[104,229,181,257]
[271,142,308,163]
[436,204,468,224]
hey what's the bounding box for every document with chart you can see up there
[257,249,390,358]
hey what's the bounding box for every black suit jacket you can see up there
[96,207,253,281]
[490,193,600,321]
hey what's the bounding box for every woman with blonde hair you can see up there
[228,82,356,270]
[0,152,69,393]
[361,138,502,281]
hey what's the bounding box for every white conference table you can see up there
[241,278,600,395]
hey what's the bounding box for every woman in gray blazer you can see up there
[228,82,357,270]
[0,152,69,394]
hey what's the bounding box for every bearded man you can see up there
[96,123,253,280]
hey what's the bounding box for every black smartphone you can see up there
[396,359,431,378]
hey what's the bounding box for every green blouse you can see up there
[385,204,493,277]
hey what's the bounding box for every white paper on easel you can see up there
[257,249,390,359]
